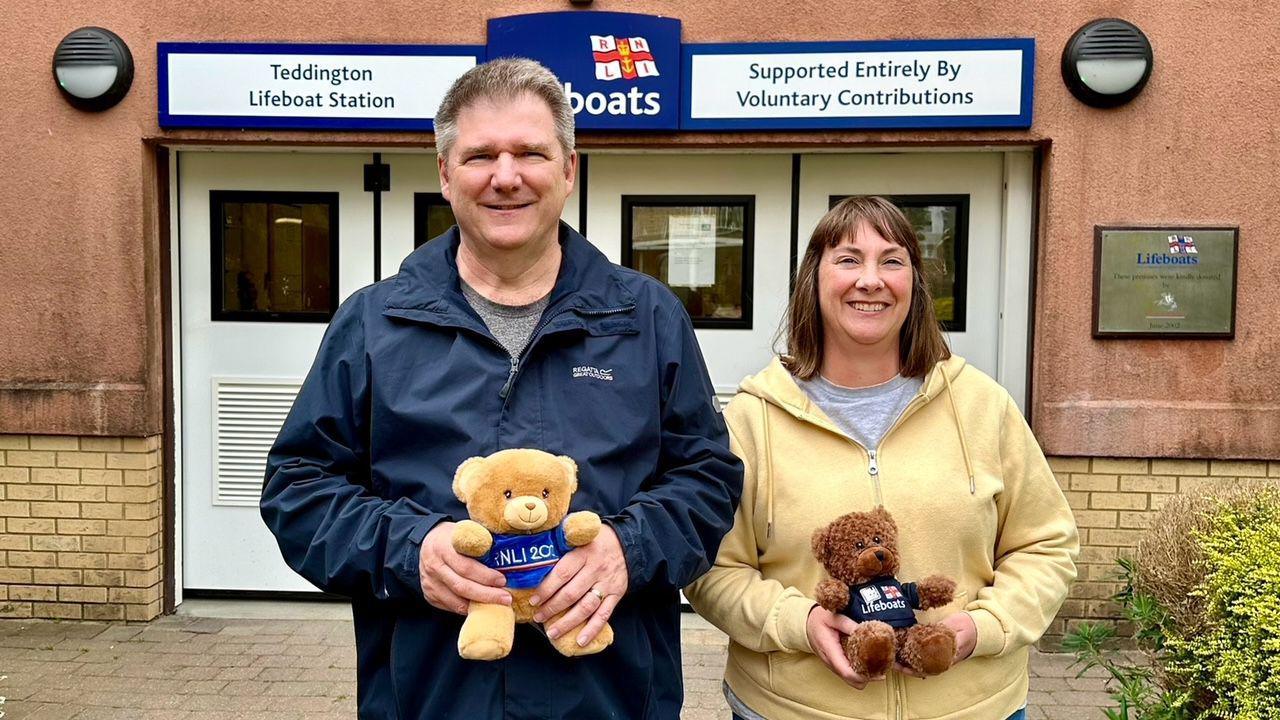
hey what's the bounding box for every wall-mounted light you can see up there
[1061,19,1152,108]
[52,27,134,112]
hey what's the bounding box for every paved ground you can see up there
[0,601,1113,719]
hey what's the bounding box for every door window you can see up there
[210,191,338,322]
[830,194,968,332]
[414,193,456,248]
[622,195,755,329]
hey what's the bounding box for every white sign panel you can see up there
[666,214,718,288]
[159,43,481,130]
[682,39,1034,130]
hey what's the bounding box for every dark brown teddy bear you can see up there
[812,506,958,677]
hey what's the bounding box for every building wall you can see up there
[0,435,163,621]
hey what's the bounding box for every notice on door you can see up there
[682,38,1033,130]
[159,43,482,130]
[666,214,718,288]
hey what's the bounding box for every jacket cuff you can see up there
[601,516,647,588]
[777,595,818,654]
[394,514,450,598]
[967,608,1007,658]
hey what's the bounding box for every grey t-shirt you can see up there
[460,281,550,358]
[797,372,924,450]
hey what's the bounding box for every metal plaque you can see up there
[1093,226,1238,338]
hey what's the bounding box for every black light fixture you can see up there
[52,27,134,112]
[1061,19,1153,108]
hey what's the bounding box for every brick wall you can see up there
[0,434,164,621]
[1043,456,1280,645]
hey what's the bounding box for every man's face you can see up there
[439,93,576,255]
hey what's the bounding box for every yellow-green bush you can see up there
[1066,485,1280,720]
[1165,489,1280,719]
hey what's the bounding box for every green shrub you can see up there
[1163,489,1280,719]
[1065,485,1280,719]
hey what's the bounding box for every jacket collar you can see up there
[383,221,635,320]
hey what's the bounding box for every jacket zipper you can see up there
[499,356,520,399]
[894,670,906,720]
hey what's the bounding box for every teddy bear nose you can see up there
[874,550,886,562]
[525,501,537,511]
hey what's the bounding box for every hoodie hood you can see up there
[736,354,975,538]
[738,355,969,422]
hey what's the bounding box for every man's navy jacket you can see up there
[260,224,744,719]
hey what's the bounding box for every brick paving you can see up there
[0,605,1113,719]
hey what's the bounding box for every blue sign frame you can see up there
[158,42,484,130]
[680,38,1035,131]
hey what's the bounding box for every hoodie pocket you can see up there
[767,650,891,719]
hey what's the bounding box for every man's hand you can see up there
[531,525,628,647]
[419,522,511,614]
[806,606,886,690]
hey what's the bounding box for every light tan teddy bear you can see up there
[451,448,614,660]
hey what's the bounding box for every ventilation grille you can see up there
[54,29,122,65]
[1077,21,1149,59]
[213,379,301,507]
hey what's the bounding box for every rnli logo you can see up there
[858,587,882,604]
[564,34,664,117]
[1137,234,1200,266]
[591,35,659,81]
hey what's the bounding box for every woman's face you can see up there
[817,221,913,361]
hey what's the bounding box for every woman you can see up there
[685,196,1078,720]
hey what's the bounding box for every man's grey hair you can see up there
[434,58,576,163]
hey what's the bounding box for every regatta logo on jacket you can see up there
[480,527,573,589]
[572,365,614,381]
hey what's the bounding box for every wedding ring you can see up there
[590,586,605,601]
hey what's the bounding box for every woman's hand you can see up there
[942,611,977,661]
[806,606,883,690]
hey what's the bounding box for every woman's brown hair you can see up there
[779,195,951,380]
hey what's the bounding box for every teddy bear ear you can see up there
[810,526,831,562]
[556,455,578,494]
[871,505,897,532]
[452,456,487,502]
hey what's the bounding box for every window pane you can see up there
[898,204,959,325]
[415,193,456,248]
[626,202,751,327]
[214,193,336,321]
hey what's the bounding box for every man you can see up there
[260,58,743,719]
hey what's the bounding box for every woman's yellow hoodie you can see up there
[685,356,1078,720]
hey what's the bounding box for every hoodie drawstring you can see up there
[942,371,977,494]
[759,396,776,538]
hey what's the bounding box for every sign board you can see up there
[158,17,1036,133]
[1093,226,1239,338]
[681,38,1034,130]
[158,43,482,130]
[487,11,681,130]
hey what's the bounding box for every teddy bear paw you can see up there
[903,623,956,676]
[845,621,895,677]
[550,622,613,657]
[459,635,514,661]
